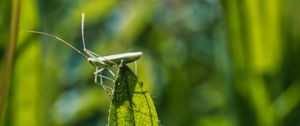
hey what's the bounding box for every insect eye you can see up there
[87,58,93,63]
[87,58,92,61]
[87,58,96,66]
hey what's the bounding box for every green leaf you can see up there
[108,65,159,126]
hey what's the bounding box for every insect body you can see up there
[88,52,142,67]
[27,13,142,95]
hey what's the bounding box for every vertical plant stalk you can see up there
[0,0,22,122]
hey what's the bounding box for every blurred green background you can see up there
[1,0,300,126]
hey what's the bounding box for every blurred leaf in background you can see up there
[1,0,300,126]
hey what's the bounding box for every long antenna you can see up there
[26,30,88,59]
[80,13,117,66]
[81,13,86,50]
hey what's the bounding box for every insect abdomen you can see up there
[92,52,142,66]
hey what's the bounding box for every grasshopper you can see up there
[27,13,142,94]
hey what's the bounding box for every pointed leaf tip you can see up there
[108,65,159,126]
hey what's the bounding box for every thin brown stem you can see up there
[0,0,22,123]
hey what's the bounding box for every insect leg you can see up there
[98,70,114,97]
[107,67,116,77]
[99,70,108,94]
[100,70,103,87]
[119,59,124,67]
[84,49,118,66]
[98,74,115,82]
[93,68,115,93]
[94,67,104,75]
[135,61,137,75]
[94,66,104,83]
[94,67,115,82]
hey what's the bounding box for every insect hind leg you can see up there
[94,67,115,82]
[94,67,104,83]
[107,67,115,77]
[93,67,116,97]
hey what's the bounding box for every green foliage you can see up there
[109,65,158,126]
[1,0,300,126]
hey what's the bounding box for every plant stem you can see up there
[0,0,22,124]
